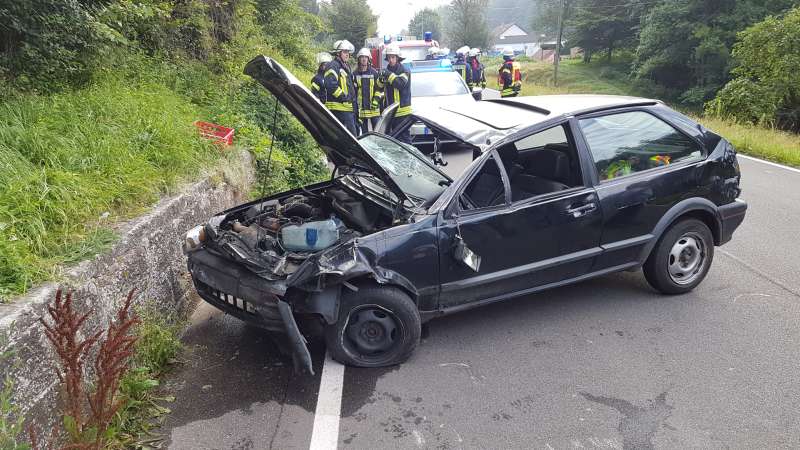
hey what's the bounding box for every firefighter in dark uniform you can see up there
[379,44,412,143]
[353,48,383,134]
[310,51,332,103]
[465,48,486,90]
[323,39,358,135]
[452,46,469,83]
[498,48,521,98]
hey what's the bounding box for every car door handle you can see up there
[566,202,597,218]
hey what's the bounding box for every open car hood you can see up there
[244,56,407,203]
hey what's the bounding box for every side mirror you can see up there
[453,234,481,272]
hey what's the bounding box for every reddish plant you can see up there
[87,290,139,437]
[38,289,140,450]
[39,289,103,435]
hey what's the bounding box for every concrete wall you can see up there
[0,149,254,438]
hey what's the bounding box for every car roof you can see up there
[408,94,663,149]
[496,94,661,116]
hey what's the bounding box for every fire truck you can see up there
[365,32,441,70]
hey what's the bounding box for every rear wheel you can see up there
[643,218,714,294]
[325,285,421,367]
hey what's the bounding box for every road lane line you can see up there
[738,154,800,175]
[309,351,345,450]
[718,249,800,299]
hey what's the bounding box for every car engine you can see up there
[205,186,393,279]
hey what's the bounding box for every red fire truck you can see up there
[365,32,440,70]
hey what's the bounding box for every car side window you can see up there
[459,154,507,211]
[579,111,703,181]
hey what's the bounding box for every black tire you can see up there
[643,218,714,295]
[325,285,421,367]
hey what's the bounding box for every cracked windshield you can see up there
[358,134,448,201]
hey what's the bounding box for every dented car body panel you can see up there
[185,56,747,373]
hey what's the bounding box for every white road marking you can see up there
[738,154,800,175]
[309,351,345,450]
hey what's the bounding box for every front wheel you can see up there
[643,218,714,294]
[325,285,421,367]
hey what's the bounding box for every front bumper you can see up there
[188,249,314,374]
[718,198,748,245]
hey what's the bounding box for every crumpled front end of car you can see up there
[183,181,407,374]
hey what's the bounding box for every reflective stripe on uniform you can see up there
[311,82,319,91]
[339,69,349,97]
[359,109,381,118]
[325,69,337,78]
[332,87,343,98]
[395,105,412,116]
[500,89,517,97]
[325,101,353,112]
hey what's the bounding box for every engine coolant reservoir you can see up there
[280,219,340,252]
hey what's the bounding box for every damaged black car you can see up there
[183,56,747,373]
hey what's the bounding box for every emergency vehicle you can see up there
[366,32,443,71]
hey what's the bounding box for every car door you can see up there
[436,123,604,309]
[573,109,709,269]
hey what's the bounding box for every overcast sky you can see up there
[367,0,452,36]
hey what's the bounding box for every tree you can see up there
[321,0,377,49]
[567,0,645,63]
[447,0,490,49]
[408,8,443,42]
[707,7,800,131]
[530,0,562,37]
[633,0,797,106]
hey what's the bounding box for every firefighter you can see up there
[323,40,358,135]
[353,47,383,134]
[379,44,412,142]
[310,51,332,103]
[465,48,486,90]
[426,47,437,60]
[452,46,470,82]
[498,48,522,98]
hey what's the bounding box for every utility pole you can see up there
[554,0,567,86]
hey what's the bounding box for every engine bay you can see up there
[205,185,396,279]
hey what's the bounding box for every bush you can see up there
[707,7,800,130]
[705,78,780,125]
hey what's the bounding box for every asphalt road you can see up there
[161,154,800,450]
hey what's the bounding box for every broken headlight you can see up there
[182,225,207,254]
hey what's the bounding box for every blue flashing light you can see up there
[383,35,391,44]
[424,31,432,42]
[396,35,404,41]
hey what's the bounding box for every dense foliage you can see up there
[0,0,329,299]
[526,0,800,115]
[320,0,377,49]
[707,7,800,130]
[447,0,491,49]
[408,8,443,42]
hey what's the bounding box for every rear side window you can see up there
[579,111,703,181]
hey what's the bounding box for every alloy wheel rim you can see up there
[667,232,706,285]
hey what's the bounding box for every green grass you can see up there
[500,58,800,167]
[694,116,800,167]
[0,74,221,301]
